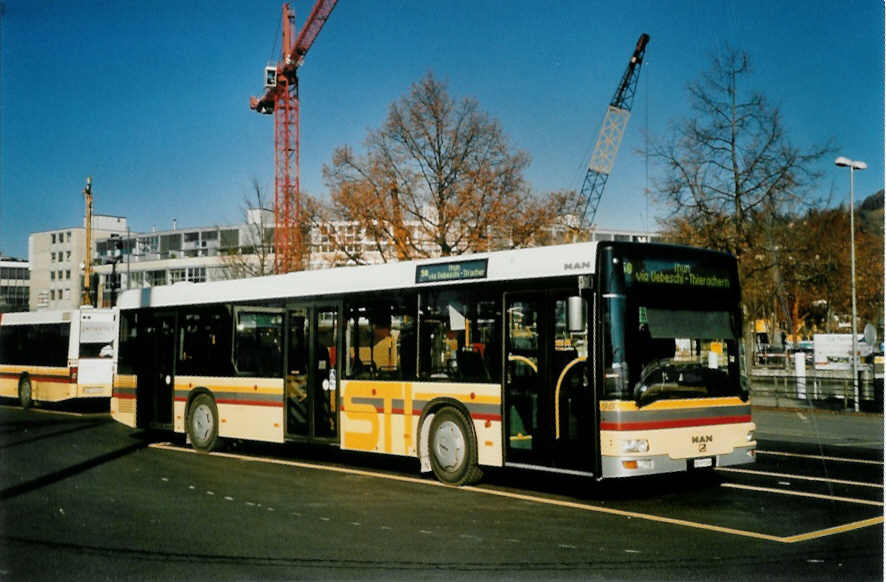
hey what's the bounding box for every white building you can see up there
[0,257,30,312]
[28,215,128,311]
[29,209,661,309]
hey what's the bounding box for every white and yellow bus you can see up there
[111,241,755,484]
[0,307,118,408]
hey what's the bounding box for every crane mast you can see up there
[81,177,93,306]
[579,33,649,230]
[251,1,337,273]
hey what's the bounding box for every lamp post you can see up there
[834,156,866,412]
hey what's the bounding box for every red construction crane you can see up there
[251,1,338,273]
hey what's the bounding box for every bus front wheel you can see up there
[187,394,219,452]
[428,407,482,486]
[18,376,32,410]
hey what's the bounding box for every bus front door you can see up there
[286,305,340,441]
[505,293,594,475]
[136,312,175,429]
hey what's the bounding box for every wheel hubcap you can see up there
[433,420,465,472]
[192,404,212,442]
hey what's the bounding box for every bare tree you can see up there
[647,46,833,324]
[221,178,276,278]
[314,73,563,264]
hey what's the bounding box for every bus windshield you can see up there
[631,307,740,406]
[600,246,745,405]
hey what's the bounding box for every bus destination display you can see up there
[625,259,731,289]
[416,259,488,284]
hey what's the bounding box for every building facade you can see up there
[29,210,662,309]
[28,215,128,311]
[0,258,30,312]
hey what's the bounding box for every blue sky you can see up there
[1,0,883,259]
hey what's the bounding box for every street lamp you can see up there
[834,156,866,412]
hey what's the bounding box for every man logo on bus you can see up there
[564,261,592,271]
[692,434,713,452]
[692,435,713,444]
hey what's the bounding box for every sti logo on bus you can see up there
[564,261,592,271]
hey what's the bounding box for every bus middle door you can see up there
[286,304,340,441]
[136,311,176,429]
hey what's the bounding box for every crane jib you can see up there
[579,33,650,229]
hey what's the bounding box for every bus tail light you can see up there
[70,366,78,382]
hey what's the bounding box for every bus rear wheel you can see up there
[428,407,482,486]
[187,394,219,453]
[18,376,32,410]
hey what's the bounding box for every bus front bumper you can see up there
[600,443,756,478]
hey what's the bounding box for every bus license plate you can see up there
[692,457,713,468]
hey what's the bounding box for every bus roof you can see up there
[0,307,117,326]
[117,241,605,310]
[0,309,76,326]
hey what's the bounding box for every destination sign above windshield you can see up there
[624,259,732,290]
[416,259,488,284]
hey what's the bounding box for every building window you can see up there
[51,272,56,281]
[66,251,71,261]
[50,290,55,300]
[67,232,72,242]
[51,252,56,262]
[170,269,186,284]
[187,267,206,283]
[66,270,71,280]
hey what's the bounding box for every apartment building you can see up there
[28,215,128,311]
[30,208,661,309]
[0,258,30,312]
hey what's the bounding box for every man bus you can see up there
[110,241,755,484]
[1,307,118,408]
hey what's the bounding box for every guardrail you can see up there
[750,368,883,413]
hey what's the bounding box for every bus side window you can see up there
[344,298,416,381]
[419,289,500,382]
[234,310,283,377]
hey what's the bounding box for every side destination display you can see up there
[416,259,488,284]
[624,258,732,290]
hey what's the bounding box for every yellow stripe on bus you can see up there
[600,397,747,412]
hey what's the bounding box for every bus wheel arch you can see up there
[418,399,482,486]
[18,373,33,410]
[185,390,220,453]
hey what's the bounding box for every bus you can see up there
[110,241,755,484]
[0,307,118,409]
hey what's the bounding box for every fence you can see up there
[750,367,883,412]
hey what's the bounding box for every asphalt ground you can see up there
[0,402,882,581]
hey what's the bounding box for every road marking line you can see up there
[149,443,883,544]
[721,483,884,507]
[0,405,94,418]
[756,450,883,465]
[782,517,886,543]
[717,467,883,489]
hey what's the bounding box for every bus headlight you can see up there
[746,430,755,442]
[622,439,649,453]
